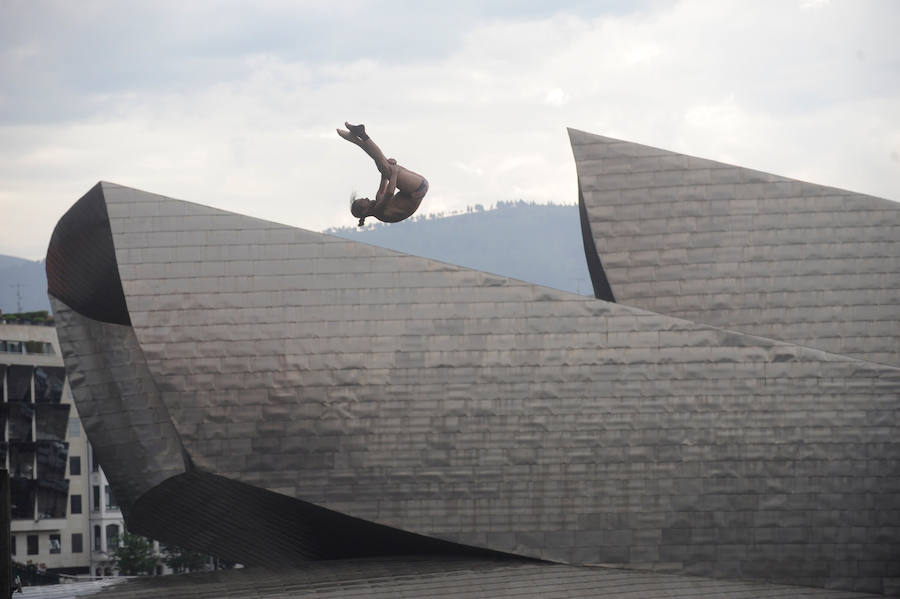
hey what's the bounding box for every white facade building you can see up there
[2,319,125,578]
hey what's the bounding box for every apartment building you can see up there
[1,318,124,577]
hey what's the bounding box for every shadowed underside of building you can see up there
[46,131,900,596]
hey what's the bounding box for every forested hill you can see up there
[327,201,592,296]
[0,256,50,314]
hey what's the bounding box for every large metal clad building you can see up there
[45,130,900,595]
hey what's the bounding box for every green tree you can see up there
[112,532,157,576]
[163,546,210,573]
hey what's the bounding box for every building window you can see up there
[34,366,65,402]
[27,535,38,555]
[106,524,119,550]
[93,485,100,511]
[4,341,23,354]
[69,456,81,476]
[72,533,83,554]
[50,534,61,554]
[105,486,118,511]
[10,536,15,555]
[22,341,54,355]
[94,525,101,551]
[71,494,82,514]
[68,418,81,438]
[91,452,99,472]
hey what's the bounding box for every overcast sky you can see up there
[1,0,897,260]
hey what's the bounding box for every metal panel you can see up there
[570,128,900,367]
[47,181,900,594]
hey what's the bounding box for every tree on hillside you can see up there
[163,545,210,573]
[112,531,158,575]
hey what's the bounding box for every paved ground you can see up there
[19,557,884,598]
[17,579,124,599]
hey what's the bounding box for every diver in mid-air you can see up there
[337,122,429,226]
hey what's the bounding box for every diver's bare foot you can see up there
[337,128,359,143]
[345,122,369,140]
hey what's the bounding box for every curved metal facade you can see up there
[48,174,899,593]
[570,128,900,367]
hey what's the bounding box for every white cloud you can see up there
[0,1,898,259]
[455,162,485,176]
[544,88,571,107]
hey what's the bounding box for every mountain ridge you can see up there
[0,256,50,313]
[328,202,592,297]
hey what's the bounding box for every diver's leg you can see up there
[345,122,368,140]
[342,122,390,175]
[337,128,364,145]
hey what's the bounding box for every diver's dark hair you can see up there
[350,194,368,227]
